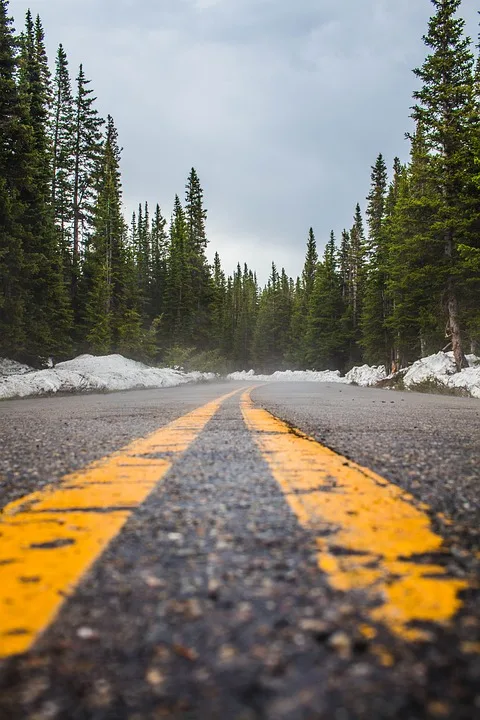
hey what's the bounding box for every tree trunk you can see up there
[446,279,468,371]
[420,333,427,358]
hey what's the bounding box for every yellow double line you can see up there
[0,387,472,658]
[0,389,241,657]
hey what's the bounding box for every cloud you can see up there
[8,0,479,282]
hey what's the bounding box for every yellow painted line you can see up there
[241,390,468,642]
[0,388,242,658]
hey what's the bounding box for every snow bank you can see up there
[227,369,346,383]
[2,351,479,401]
[345,364,387,387]
[227,352,480,399]
[403,352,480,398]
[0,358,33,376]
[0,354,215,400]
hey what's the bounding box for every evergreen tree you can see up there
[83,116,128,352]
[16,8,72,356]
[232,263,258,366]
[184,167,213,346]
[34,15,52,119]
[149,203,168,323]
[387,125,443,364]
[211,251,227,351]
[361,153,391,366]
[52,44,74,262]
[164,194,192,343]
[288,228,318,367]
[72,64,104,268]
[341,204,366,365]
[306,232,345,370]
[0,0,25,355]
[252,263,291,371]
[411,0,476,369]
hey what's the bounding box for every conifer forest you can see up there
[0,0,479,374]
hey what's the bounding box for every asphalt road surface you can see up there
[0,381,479,719]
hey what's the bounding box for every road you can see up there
[0,381,479,719]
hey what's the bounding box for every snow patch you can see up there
[0,358,33,376]
[226,369,346,383]
[345,364,387,387]
[227,352,480,399]
[403,352,480,398]
[0,354,215,400]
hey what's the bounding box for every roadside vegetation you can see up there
[0,0,479,376]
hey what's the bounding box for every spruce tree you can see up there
[164,194,192,344]
[288,228,318,367]
[361,153,391,366]
[306,232,345,370]
[252,263,291,371]
[17,8,72,356]
[387,125,443,364]
[211,251,226,351]
[341,205,366,365]
[72,64,104,268]
[52,44,74,262]
[411,0,476,369]
[149,203,168,323]
[232,263,258,366]
[184,167,213,347]
[83,116,127,352]
[0,0,25,355]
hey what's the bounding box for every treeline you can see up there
[0,0,479,373]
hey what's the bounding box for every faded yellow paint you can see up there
[0,389,241,658]
[241,391,467,642]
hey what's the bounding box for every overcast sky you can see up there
[9,0,479,282]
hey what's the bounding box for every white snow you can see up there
[0,354,215,400]
[403,352,480,398]
[345,364,387,387]
[226,369,347,383]
[227,352,480,399]
[0,358,33,376]
[1,351,479,401]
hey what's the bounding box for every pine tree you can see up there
[232,263,258,366]
[51,44,74,262]
[164,194,192,344]
[83,116,127,352]
[184,167,213,347]
[252,263,291,371]
[0,0,25,355]
[72,64,104,269]
[288,228,318,367]
[387,125,443,364]
[211,251,226,350]
[361,153,391,366]
[16,8,72,356]
[149,203,168,322]
[34,15,52,120]
[411,0,477,369]
[341,204,366,365]
[306,232,345,370]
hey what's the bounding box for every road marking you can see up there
[0,389,242,658]
[241,390,467,642]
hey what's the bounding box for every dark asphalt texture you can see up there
[0,382,479,719]
[252,383,480,549]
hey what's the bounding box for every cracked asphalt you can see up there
[0,381,479,719]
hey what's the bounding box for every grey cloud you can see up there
[8,0,479,281]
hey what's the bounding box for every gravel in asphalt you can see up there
[0,386,479,719]
[252,383,480,550]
